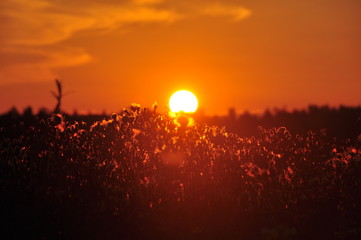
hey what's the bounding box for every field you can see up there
[1,106,360,239]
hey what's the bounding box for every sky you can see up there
[0,0,360,115]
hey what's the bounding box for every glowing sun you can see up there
[169,90,198,113]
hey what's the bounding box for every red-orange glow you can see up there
[0,1,360,114]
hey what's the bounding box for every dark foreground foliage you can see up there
[1,106,360,240]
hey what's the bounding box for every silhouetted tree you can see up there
[6,106,20,119]
[38,107,50,119]
[51,79,63,114]
[23,106,33,118]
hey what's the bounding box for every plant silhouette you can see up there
[0,105,360,239]
[50,79,73,114]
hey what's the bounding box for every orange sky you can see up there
[1,0,360,115]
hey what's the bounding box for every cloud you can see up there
[0,0,251,49]
[203,3,252,22]
[0,0,252,84]
[132,0,164,5]
[0,46,92,84]
[0,0,181,84]
[1,0,180,48]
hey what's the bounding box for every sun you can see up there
[169,90,198,113]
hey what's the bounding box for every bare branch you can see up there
[50,91,58,99]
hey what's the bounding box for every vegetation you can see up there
[199,105,361,140]
[0,105,360,239]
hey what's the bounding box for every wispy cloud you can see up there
[132,0,164,5]
[0,0,181,84]
[1,0,180,47]
[203,3,252,22]
[0,46,92,84]
[0,0,252,84]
